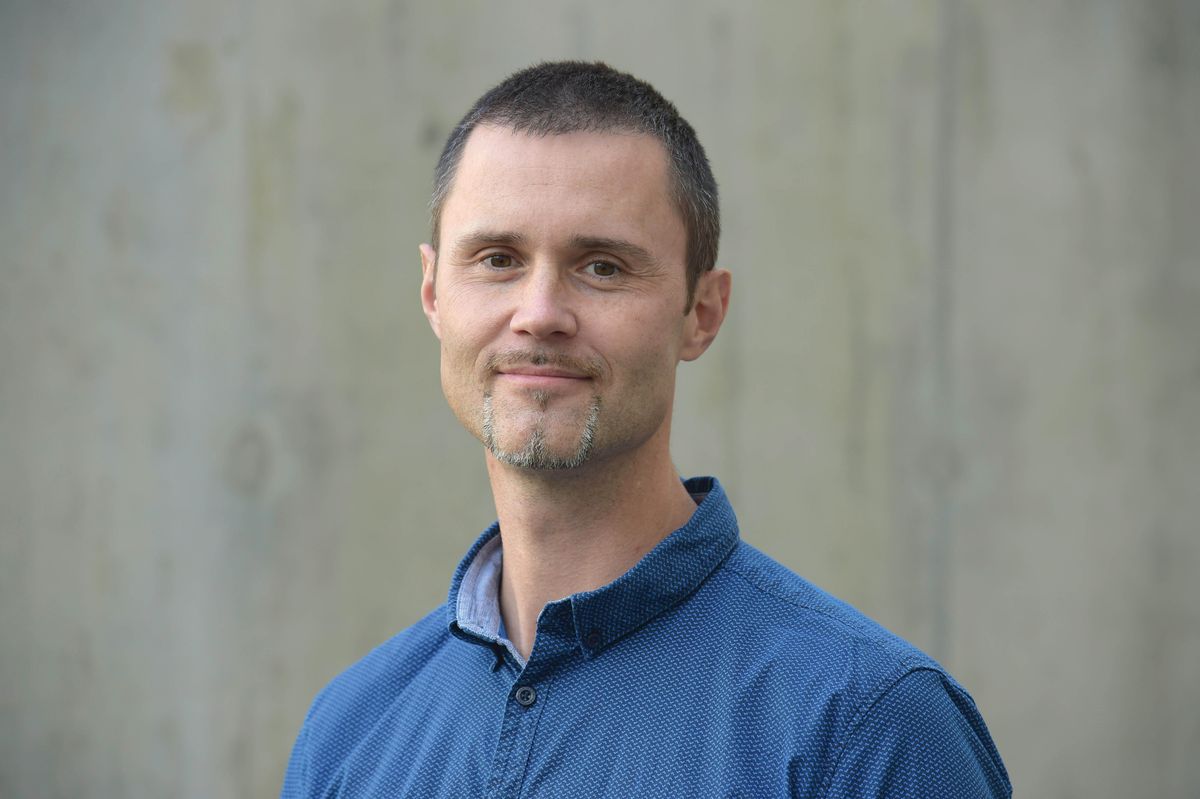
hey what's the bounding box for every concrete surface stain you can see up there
[224,422,271,498]
[245,94,300,293]
[420,117,444,150]
[163,41,224,133]
[958,4,993,148]
[103,188,132,254]
[283,393,334,480]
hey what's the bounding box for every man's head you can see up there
[421,63,729,473]
[430,61,719,311]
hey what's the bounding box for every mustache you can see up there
[485,349,605,380]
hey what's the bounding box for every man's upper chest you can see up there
[330,603,844,799]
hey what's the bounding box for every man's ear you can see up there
[419,243,440,339]
[680,268,731,362]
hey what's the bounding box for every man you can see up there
[282,61,1011,798]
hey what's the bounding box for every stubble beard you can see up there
[481,391,602,470]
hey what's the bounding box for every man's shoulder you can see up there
[716,540,934,672]
[303,604,450,738]
[705,542,1011,796]
[705,540,953,722]
[283,605,453,797]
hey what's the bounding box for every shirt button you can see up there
[584,628,602,649]
[514,685,537,707]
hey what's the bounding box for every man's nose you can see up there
[509,267,579,339]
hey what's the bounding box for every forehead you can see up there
[440,126,686,258]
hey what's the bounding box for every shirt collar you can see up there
[447,476,739,663]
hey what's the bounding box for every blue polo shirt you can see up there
[282,477,1011,798]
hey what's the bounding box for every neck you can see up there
[486,426,698,661]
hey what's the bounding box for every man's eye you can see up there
[585,261,620,278]
[483,254,514,269]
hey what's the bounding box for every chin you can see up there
[482,395,601,471]
[490,442,592,471]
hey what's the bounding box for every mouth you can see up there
[488,351,599,391]
[495,367,591,389]
[499,365,590,379]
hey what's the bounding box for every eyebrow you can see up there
[450,229,528,256]
[569,235,659,267]
[448,230,661,268]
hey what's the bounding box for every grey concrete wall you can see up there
[2,1,1197,796]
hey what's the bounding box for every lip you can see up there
[495,366,592,388]
[499,366,590,378]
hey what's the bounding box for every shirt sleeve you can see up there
[821,667,1012,799]
[280,723,310,799]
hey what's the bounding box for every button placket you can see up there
[486,675,551,798]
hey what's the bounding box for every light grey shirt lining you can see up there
[455,534,526,666]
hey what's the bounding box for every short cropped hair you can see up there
[430,61,720,310]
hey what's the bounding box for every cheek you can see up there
[437,316,488,402]
[609,310,684,385]
[439,306,493,364]
[441,342,484,401]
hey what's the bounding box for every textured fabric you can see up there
[282,476,1011,798]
